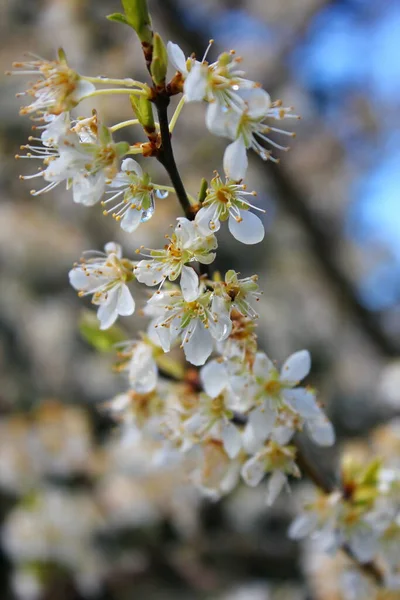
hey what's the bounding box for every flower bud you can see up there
[150,33,168,87]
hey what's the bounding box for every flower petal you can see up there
[283,388,320,418]
[228,210,265,245]
[200,360,227,398]
[237,87,271,119]
[184,62,208,101]
[266,471,287,506]
[241,455,265,487]
[195,205,221,236]
[221,421,242,458]
[307,418,335,447]
[223,137,248,181]
[280,350,311,385]
[121,157,142,176]
[288,513,318,540]
[116,284,135,316]
[120,207,142,232]
[180,266,199,302]
[129,343,157,394]
[72,171,105,206]
[184,320,213,366]
[167,41,187,74]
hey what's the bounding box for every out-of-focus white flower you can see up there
[11,49,95,117]
[191,439,242,498]
[243,350,334,450]
[135,217,217,287]
[2,488,103,569]
[102,158,156,232]
[241,440,300,505]
[183,391,243,458]
[195,173,265,244]
[69,242,135,329]
[145,274,232,366]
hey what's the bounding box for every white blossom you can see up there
[145,272,232,366]
[102,158,156,231]
[135,217,217,287]
[241,441,300,505]
[208,87,298,178]
[195,173,265,244]
[11,49,95,117]
[69,242,135,329]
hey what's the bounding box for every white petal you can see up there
[205,102,232,138]
[288,513,318,540]
[121,157,142,176]
[221,421,242,458]
[104,241,122,257]
[241,455,265,487]
[208,311,232,342]
[183,320,213,366]
[307,418,335,447]
[272,425,294,446]
[237,87,271,119]
[116,284,135,316]
[349,527,378,563]
[184,63,208,101]
[253,352,275,378]
[74,79,96,101]
[283,388,320,418]
[195,205,220,236]
[167,41,187,74]
[97,293,118,329]
[247,405,276,443]
[266,471,287,506]
[129,343,157,394]
[135,260,165,286]
[120,207,142,232]
[223,137,248,181]
[280,350,311,385]
[72,171,105,206]
[200,360,227,398]
[69,268,105,292]
[155,322,172,352]
[228,210,265,245]
[180,266,199,302]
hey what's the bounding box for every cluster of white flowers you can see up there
[289,451,400,592]
[167,41,299,180]
[10,8,346,592]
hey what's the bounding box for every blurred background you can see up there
[0,0,399,598]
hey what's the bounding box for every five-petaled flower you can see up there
[69,242,135,329]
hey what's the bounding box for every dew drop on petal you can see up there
[155,189,169,199]
[221,106,229,113]
[140,193,155,223]
[232,84,239,91]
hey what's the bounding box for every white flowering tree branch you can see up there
[7,0,398,596]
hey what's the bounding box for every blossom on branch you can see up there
[69,242,135,329]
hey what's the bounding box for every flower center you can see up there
[264,380,281,396]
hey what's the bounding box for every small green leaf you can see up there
[150,33,168,85]
[106,12,129,25]
[79,311,126,352]
[57,48,68,64]
[198,178,208,203]
[121,0,153,44]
